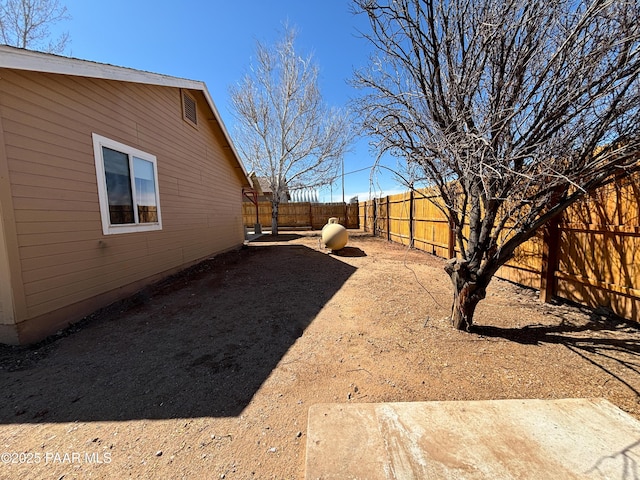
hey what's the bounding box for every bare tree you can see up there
[352,0,640,330]
[0,0,70,53]
[230,26,354,235]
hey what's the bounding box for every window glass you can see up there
[93,133,162,235]
[133,157,158,223]
[103,147,134,224]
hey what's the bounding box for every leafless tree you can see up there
[352,0,640,330]
[229,26,354,235]
[0,0,69,53]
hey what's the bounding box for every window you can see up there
[93,133,162,235]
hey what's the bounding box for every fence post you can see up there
[363,201,367,232]
[344,203,348,228]
[539,217,560,303]
[374,198,379,236]
[409,189,414,246]
[386,196,391,242]
[363,201,368,231]
[448,218,456,259]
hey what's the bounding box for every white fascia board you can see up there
[0,45,199,89]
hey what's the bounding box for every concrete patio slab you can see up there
[305,398,640,479]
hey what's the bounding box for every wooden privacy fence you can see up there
[359,175,640,322]
[243,201,359,230]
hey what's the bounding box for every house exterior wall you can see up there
[0,105,23,345]
[0,68,247,344]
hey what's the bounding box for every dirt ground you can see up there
[0,232,639,479]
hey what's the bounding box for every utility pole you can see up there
[341,158,345,204]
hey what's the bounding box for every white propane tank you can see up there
[321,218,348,251]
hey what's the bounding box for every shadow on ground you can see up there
[248,233,303,242]
[332,247,367,258]
[0,243,355,423]
[472,309,640,397]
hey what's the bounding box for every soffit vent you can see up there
[182,91,197,126]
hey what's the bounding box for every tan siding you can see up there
[16,220,99,235]
[0,198,14,325]
[10,172,97,194]
[7,160,97,187]
[0,117,10,324]
[0,104,29,333]
[12,184,98,203]
[20,242,139,279]
[0,68,246,341]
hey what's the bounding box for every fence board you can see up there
[359,173,640,323]
[388,192,412,246]
[359,201,376,233]
[552,175,640,319]
[413,189,451,257]
[242,201,359,230]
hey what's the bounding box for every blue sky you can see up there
[51,0,405,202]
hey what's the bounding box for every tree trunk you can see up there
[271,200,279,236]
[444,258,486,331]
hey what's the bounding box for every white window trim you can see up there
[92,133,163,235]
